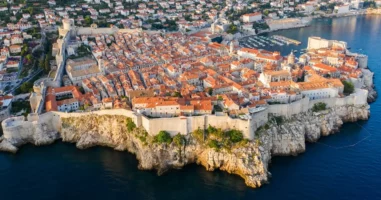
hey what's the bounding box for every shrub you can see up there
[342,80,354,94]
[207,124,217,134]
[273,116,284,125]
[126,117,136,132]
[208,140,220,150]
[173,133,186,147]
[226,129,244,143]
[154,131,172,144]
[192,128,205,142]
[312,102,327,112]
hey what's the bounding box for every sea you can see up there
[1,15,381,200]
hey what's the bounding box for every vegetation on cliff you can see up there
[312,102,327,112]
[191,125,247,151]
[342,80,355,95]
[154,131,173,144]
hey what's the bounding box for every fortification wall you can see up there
[142,116,187,137]
[76,28,141,35]
[269,91,368,117]
[77,27,117,35]
[2,92,367,141]
[268,97,309,117]
[2,116,35,140]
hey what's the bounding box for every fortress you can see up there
[2,88,368,142]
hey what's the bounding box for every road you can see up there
[6,68,44,95]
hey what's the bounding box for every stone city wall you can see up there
[2,108,269,141]
[268,89,368,117]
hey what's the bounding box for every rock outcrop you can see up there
[0,105,371,188]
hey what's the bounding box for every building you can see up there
[132,97,213,117]
[238,48,282,65]
[242,12,262,23]
[334,4,350,14]
[307,37,347,50]
[45,86,83,112]
[66,57,103,85]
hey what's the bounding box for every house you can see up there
[9,45,21,54]
[242,12,262,23]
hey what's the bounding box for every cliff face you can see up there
[0,105,370,188]
[260,105,369,158]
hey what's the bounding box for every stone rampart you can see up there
[2,108,269,141]
[2,91,367,141]
[269,90,368,117]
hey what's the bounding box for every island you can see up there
[0,20,376,188]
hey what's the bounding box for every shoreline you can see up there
[0,18,378,188]
[238,11,370,40]
[0,101,373,188]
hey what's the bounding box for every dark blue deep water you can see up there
[1,15,381,199]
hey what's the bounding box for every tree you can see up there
[312,102,327,112]
[25,54,33,63]
[207,87,213,95]
[39,57,45,69]
[84,16,93,26]
[154,131,172,144]
[126,117,136,132]
[19,82,33,93]
[26,7,34,15]
[208,139,220,150]
[21,44,28,56]
[342,80,354,94]
[226,129,244,143]
[173,133,186,147]
[44,56,50,72]
[192,128,205,142]
[226,24,238,34]
[172,91,182,97]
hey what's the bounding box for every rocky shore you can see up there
[0,104,370,188]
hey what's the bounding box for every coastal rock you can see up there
[0,105,370,188]
[0,137,17,153]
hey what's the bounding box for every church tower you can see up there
[211,23,216,34]
[288,50,295,65]
[230,41,234,55]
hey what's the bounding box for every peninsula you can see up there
[0,20,376,188]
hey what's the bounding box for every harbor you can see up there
[239,35,302,49]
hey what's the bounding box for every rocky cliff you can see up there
[0,104,370,188]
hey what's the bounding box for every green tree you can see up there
[207,87,213,95]
[342,80,354,94]
[19,82,33,93]
[208,139,220,150]
[84,16,93,26]
[172,91,182,97]
[44,54,51,72]
[25,54,33,63]
[226,24,238,34]
[312,102,327,112]
[154,131,172,144]
[173,133,186,147]
[226,129,244,143]
[126,117,136,132]
[26,7,34,15]
[192,127,205,142]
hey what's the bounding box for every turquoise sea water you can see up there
[1,15,381,199]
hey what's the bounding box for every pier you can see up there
[273,35,301,45]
